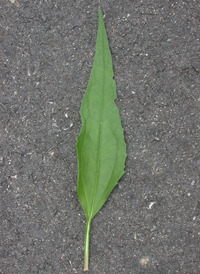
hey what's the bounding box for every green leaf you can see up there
[76,8,126,271]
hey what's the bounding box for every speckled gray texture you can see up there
[1,0,200,273]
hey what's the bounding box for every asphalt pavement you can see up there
[1,0,200,273]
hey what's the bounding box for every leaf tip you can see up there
[99,7,103,18]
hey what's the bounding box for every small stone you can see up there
[11,175,17,179]
[139,256,150,267]
[0,156,4,165]
[149,201,156,209]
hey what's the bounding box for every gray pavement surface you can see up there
[1,0,200,273]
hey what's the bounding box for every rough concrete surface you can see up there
[1,0,200,273]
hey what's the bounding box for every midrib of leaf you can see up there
[89,18,106,221]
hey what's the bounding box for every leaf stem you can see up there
[84,218,91,271]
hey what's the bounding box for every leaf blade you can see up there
[77,8,126,221]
